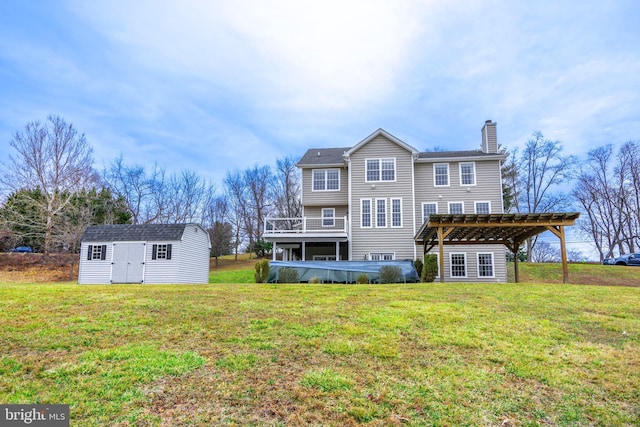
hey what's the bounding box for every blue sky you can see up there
[1,0,639,187]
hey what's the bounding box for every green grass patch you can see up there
[0,281,638,425]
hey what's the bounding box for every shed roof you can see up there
[81,223,190,242]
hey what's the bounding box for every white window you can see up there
[312,169,340,191]
[366,158,395,182]
[376,198,387,227]
[460,162,476,186]
[448,202,464,214]
[391,198,402,227]
[152,244,172,260]
[88,244,106,261]
[434,163,449,186]
[361,199,372,228]
[475,201,491,214]
[422,202,438,222]
[477,253,495,278]
[322,208,335,227]
[450,253,467,278]
[370,253,395,261]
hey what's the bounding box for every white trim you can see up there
[477,252,495,278]
[312,168,340,192]
[449,252,467,278]
[411,156,417,260]
[474,201,491,214]
[459,162,477,186]
[360,198,372,228]
[375,198,387,228]
[365,158,397,183]
[322,208,335,227]
[391,198,402,228]
[369,252,395,261]
[348,159,352,260]
[434,163,450,187]
[448,201,464,215]
[422,202,438,222]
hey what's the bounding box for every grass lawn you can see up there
[1,280,638,426]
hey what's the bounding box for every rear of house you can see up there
[78,223,210,284]
[264,121,509,282]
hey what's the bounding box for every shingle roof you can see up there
[81,224,188,242]
[297,148,349,167]
[417,150,496,159]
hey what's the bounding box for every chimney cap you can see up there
[485,119,493,124]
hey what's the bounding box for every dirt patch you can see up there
[0,253,79,283]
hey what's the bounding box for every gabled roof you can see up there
[344,128,419,157]
[297,147,350,167]
[81,223,190,242]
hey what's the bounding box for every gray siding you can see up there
[420,244,507,282]
[414,160,503,223]
[176,224,210,283]
[143,241,179,284]
[78,242,113,284]
[301,167,349,206]
[349,135,416,260]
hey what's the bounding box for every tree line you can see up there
[1,115,638,261]
[0,115,301,258]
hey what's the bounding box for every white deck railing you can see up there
[264,217,348,234]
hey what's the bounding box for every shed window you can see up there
[152,244,172,260]
[87,244,107,261]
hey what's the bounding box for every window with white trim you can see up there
[152,244,172,260]
[475,201,491,214]
[361,199,372,228]
[312,169,340,191]
[391,198,402,227]
[448,202,464,214]
[450,253,467,278]
[460,162,476,186]
[87,244,107,261]
[422,202,438,222]
[376,199,387,227]
[434,163,449,186]
[370,253,395,261]
[322,208,335,227]
[366,158,395,182]
[477,253,495,278]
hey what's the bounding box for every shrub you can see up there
[414,259,423,281]
[308,277,321,284]
[355,273,369,284]
[379,265,403,284]
[254,259,270,283]
[422,254,438,282]
[278,267,299,283]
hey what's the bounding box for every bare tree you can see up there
[574,142,640,260]
[513,132,577,261]
[223,170,248,260]
[273,156,302,218]
[530,241,559,263]
[243,165,274,251]
[1,116,97,255]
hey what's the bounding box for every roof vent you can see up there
[317,151,320,156]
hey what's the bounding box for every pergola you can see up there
[414,212,580,283]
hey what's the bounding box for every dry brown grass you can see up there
[0,253,78,282]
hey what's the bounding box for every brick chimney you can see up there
[481,120,498,153]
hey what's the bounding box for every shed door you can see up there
[111,242,145,283]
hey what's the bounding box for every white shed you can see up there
[78,223,211,284]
